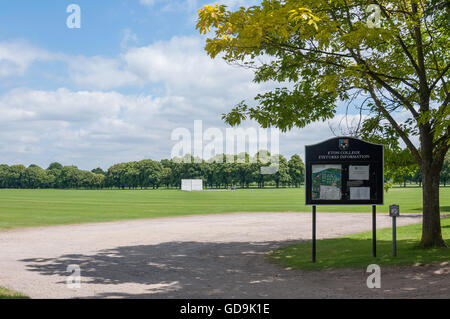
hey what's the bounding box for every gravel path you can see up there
[0,212,449,299]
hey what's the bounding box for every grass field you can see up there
[0,187,449,230]
[269,217,450,270]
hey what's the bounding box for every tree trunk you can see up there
[420,165,447,248]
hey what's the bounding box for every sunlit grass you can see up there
[0,287,28,299]
[0,187,448,230]
[269,218,450,270]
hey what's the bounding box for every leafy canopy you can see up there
[197,0,449,164]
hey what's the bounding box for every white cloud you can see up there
[0,40,54,78]
[1,35,417,169]
[0,88,154,123]
[0,35,278,168]
[139,0,198,10]
[0,37,358,169]
[139,0,157,6]
[0,88,167,167]
[0,86,355,168]
[123,36,250,90]
[69,35,272,100]
[68,56,139,89]
[120,29,139,50]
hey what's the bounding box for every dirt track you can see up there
[0,212,449,299]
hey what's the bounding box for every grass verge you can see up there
[0,287,29,299]
[269,218,450,270]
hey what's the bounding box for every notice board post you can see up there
[305,137,384,263]
[372,205,377,258]
[312,205,316,263]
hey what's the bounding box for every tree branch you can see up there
[373,0,422,76]
[367,81,422,163]
[429,64,450,91]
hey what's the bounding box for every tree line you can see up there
[385,149,450,188]
[0,152,306,190]
[1,150,448,190]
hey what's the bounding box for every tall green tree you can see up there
[106,163,127,189]
[91,167,106,175]
[288,154,305,187]
[140,160,163,189]
[160,167,173,188]
[384,148,419,187]
[197,0,449,247]
[59,166,82,189]
[0,165,10,188]
[91,173,105,189]
[273,155,291,187]
[8,165,26,188]
[441,151,450,186]
[47,162,63,171]
[123,162,140,189]
[23,165,49,189]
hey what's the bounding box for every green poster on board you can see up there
[311,165,342,200]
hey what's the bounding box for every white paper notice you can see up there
[320,185,342,200]
[349,165,370,180]
[350,187,371,200]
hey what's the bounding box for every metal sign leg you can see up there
[312,206,316,263]
[393,215,397,257]
[372,205,377,258]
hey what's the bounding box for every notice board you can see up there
[305,137,384,205]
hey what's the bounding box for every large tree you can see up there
[441,151,450,186]
[288,154,305,187]
[197,0,449,247]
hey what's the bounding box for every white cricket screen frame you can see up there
[181,179,203,191]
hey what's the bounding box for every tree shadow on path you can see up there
[22,240,318,298]
[20,239,450,299]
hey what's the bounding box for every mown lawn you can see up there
[0,287,28,299]
[0,187,448,230]
[269,218,450,270]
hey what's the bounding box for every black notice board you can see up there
[305,137,384,205]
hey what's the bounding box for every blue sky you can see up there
[0,0,212,93]
[0,1,201,55]
[0,0,368,170]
